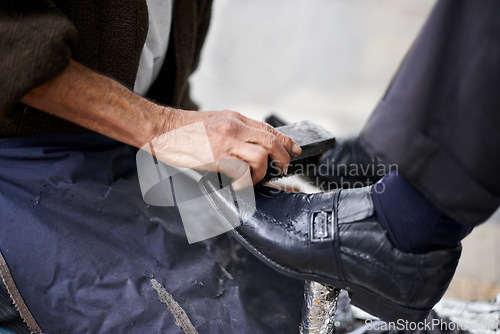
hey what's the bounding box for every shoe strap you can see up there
[331,187,375,283]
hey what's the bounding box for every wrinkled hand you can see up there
[150,109,302,184]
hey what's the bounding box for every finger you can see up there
[211,117,288,176]
[276,130,302,157]
[227,140,269,184]
[231,165,252,191]
[216,158,252,191]
[241,116,301,157]
[219,110,302,157]
[239,126,290,175]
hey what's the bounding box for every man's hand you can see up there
[21,60,301,184]
[153,109,301,184]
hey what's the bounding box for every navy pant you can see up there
[361,0,500,225]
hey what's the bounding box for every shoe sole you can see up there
[229,228,431,323]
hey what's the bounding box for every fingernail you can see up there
[292,143,302,156]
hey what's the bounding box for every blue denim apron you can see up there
[0,134,303,333]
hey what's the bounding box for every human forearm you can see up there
[20,60,169,148]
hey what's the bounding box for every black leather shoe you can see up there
[199,174,461,323]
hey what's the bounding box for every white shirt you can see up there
[133,0,173,96]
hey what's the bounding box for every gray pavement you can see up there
[190,0,499,301]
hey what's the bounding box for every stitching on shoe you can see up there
[255,210,309,238]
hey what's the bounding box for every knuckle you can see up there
[280,133,291,143]
[261,122,274,133]
[220,118,238,134]
[267,124,277,132]
[268,136,279,149]
[222,110,240,119]
[276,132,290,145]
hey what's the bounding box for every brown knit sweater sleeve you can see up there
[0,1,76,119]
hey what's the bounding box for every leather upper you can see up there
[200,174,461,315]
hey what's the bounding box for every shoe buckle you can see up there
[310,210,333,242]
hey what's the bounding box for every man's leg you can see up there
[372,170,473,254]
[361,0,500,229]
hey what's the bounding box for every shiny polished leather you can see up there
[199,174,461,322]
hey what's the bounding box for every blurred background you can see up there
[190,0,499,303]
